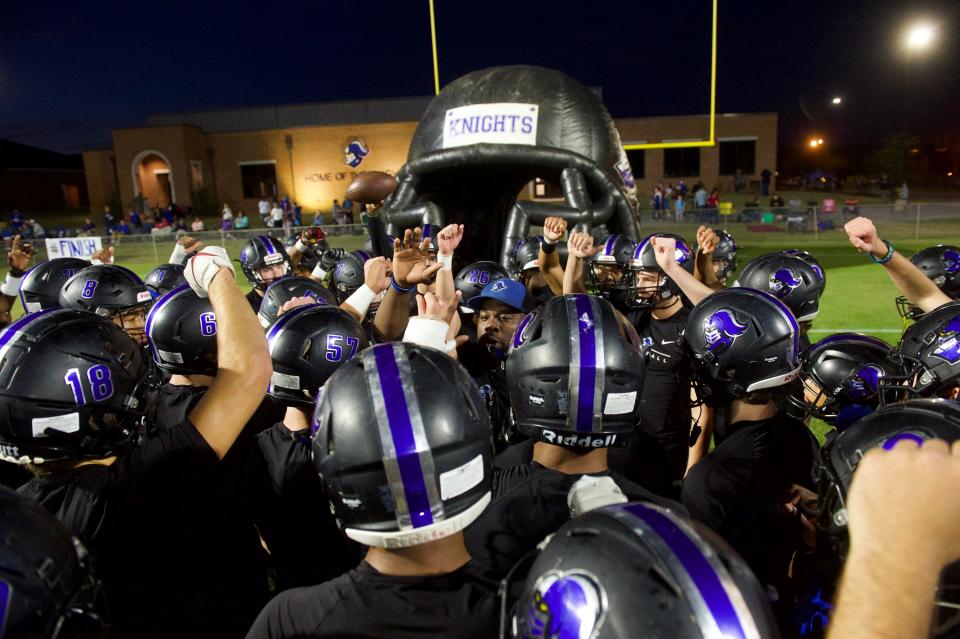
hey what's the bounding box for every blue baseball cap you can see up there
[466,278,532,313]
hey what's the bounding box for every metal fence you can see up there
[11,202,960,267]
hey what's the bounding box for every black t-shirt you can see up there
[608,305,692,495]
[458,342,514,449]
[19,420,270,639]
[246,287,263,313]
[682,412,818,593]
[244,423,362,590]
[465,460,685,579]
[245,560,499,639]
[145,382,206,434]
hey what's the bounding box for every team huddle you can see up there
[1,209,960,639]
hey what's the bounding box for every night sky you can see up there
[2,0,957,164]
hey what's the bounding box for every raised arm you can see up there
[693,226,723,290]
[562,232,598,295]
[0,236,34,325]
[845,216,951,313]
[435,223,464,304]
[653,235,715,305]
[828,439,960,639]
[184,247,272,459]
[539,216,568,295]
[373,228,442,341]
[340,256,389,323]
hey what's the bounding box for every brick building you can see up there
[83,96,777,216]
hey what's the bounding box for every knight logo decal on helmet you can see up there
[674,241,691,265]
[703,310,749,354]
[848,365,883,400]
[578,313,594,333]
[932,317,960,363]
[944,249,960,274]
[769,268,802,299]
[523,570,606,639]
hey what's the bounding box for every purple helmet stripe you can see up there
[622,503,750,639]
[565,295,604,433]
[371,345,435,528]
[882,432,925,450]
[0,579,9,636]
[423,223,432,240]
[257,235,276,255]
[575,295,598,431]
[145,283,191,363]
[0,307,61,354]
[604,234,619,256]
[265,302,316,350]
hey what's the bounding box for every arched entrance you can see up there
[131,150,176,209]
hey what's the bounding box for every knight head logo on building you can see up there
[344,138,369,168]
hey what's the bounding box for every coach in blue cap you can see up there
[459,278,534,450]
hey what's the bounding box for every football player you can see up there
[681,288,819,607]
[238,235,293,312]
[246,344,498,638]
[1,246,273,638]
[465,294,680,578]
[59,264,155,346]
[0,235,35,326]
[894,245,960,321]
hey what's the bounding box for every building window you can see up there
[625,150,645,180]
[719,140,756,175]
[533,177,563,199]
[190,161,203,190]
[663,148,700,178]
[240,162,277,199]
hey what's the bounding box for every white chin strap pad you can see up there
[344,492,491,549]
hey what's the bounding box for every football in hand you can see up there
[344,171,398,204]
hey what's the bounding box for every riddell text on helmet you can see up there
[540,431,618,448]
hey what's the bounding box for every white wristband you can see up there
[343,284,376,319]
[402,316,451,352]
[295,240,308,253]
[90,258,103,265]
[311,264,328,281]
[438,253,453,271]
[543,236,558,246]
[1,273,23,297]
[169,243,188,264]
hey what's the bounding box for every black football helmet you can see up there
[18,258,90,313]
[507,294,644,448]
[896,245,960,321]
[712,229,738,284]
[511,237,543,280]
[585,234,636,309]
[736,253,824,323]
[0,487,107,639]
[311,342,494,548]
[0,309,147,463]
[330,250,372,304]
[782,248,827,287]
[787,333,902,425]
[815,398,960,556]
[684,287,801,406]
[257,276,337,328]
[144,263,186,299]
[145,284,218,377]
[888,300,960,399]
[455,261,512,311]
[58,264,154,344]
[238,235,292,289]
[510,502,779,639]
[267,305,368,407]
[629,233,694,309]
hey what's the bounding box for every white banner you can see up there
[443,103,539,149]
[45,237,102,260]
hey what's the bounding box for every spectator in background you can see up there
[878,174,891,198]
[151,216,172,236]
[26,219,45,239]
[674,193,685,223]
[80,218,96,236]
[129,210,143,234]
[677,179,688,197]
[10,210,24,230]
[258,197,271,224]
[221,205,234,230]
[103,206,115,230]
[293,201,302,226]
[269,201,283,228]
[280,195,291,212]
[112,218,131,243]
[652,184,664,221]
[734,169,745,193]
[706,188,720,223]
[191,216,205,232]
[235,211,250,229]
[899,182,910,202]
[694,183,708,212]
[761,168,772,196]
[333,200,349,225]
[163,206,175,225]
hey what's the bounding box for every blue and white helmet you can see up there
[511,502,778,639]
